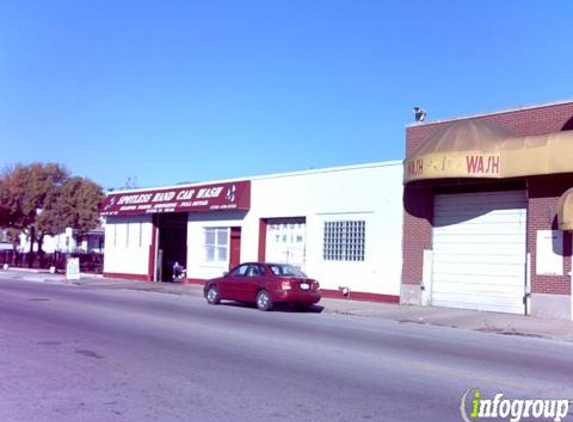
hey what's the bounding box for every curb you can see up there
[3,269,573,342]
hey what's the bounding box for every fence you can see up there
[0,250,104,274]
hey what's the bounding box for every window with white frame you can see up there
[323,220,365,261]
[203,227,229,264]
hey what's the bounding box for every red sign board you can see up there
[101,181,250,216]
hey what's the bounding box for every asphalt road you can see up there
[1,277,572,422]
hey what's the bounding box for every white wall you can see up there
[19,229,73,253]
[250,162,403,295]
[184,161,403,296]
[186,211,247,280]
[103,161,404,296]
[19,228,104,254]
[103,215,152,276]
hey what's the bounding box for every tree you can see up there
[0,163,69,262]
[35,185,67,251]
[35,176,104,253]
[0,163,68,227]
[57,176,105,237]
[0,163,104,262]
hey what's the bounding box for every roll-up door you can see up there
[431,191,527,314]
[265,218,306,271]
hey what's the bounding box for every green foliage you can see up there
[57,177,105,236]
[0,163,69,230]
[0,162,104,252]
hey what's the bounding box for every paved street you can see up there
[1,277,572,422]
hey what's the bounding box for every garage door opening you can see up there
[260,217,307,271]
[156,213,188,282]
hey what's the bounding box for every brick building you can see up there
[401,100,573,320]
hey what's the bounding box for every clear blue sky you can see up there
[1,0,572,190]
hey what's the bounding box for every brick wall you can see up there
[402,185,432,285]
[527,176,573,295]
[406,101,573,153]
[403,101,573,294]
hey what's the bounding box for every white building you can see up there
[0,230,12,251]
[101,161,403,301]
[19,227,105,254]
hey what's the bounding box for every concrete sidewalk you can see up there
[3,268,573,342]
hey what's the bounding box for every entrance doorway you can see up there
[229,227,242,270]
[263,217,306,271]
[156,213,188,282]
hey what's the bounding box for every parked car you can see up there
[203,262,321,311]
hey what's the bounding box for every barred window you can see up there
[323,221,365,261]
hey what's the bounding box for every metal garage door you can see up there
[431,191,527,314]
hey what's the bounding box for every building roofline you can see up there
[107,159,403,195]
[406,99,573,129]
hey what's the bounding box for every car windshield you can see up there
[269,264,307,278]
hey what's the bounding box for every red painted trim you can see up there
[148,215,158,282]
[183,278,207,285]
[104,272,149,282]
[258,219,267,262]
[183,279,397,302]
[320,289,400,304]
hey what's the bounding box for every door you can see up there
[222,263,263,302]
[431,191,527,314]
[229,227,241,270]
[221,263,249,300]
[241,263,265,302]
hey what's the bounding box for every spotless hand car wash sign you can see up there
[101,181,251,216]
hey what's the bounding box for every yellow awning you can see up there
[557,188,573,231]
[404,120,573,184]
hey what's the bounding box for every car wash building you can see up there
[101,161,403,301]
[401,100,573,319]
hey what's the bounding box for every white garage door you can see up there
[265,221,306,271]
[431,191,527,314]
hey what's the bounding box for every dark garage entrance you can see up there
[156,213,188,282]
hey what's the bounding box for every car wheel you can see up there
[256,290,273,311]
[206,286,221,305]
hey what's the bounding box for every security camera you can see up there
[413,106,426,122]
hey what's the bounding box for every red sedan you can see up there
[203,262,321,311]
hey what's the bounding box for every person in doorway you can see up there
[172,261,185,282]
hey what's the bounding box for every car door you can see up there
[241,264,266,302]
[222,264,249,300]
